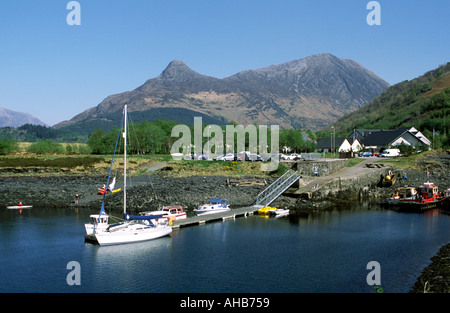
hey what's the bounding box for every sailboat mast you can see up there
[123,103,127,215]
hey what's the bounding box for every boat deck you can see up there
[171,205,262,228]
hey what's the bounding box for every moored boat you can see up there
[270,208,290,217]
[85,104,172,245]
[257,206,273,215]
[194,198,230,216]
[387,182,443,212]
[140,205,187,222]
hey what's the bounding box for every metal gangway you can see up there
[255,169,301,207]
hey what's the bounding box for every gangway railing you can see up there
[255,169,301,207]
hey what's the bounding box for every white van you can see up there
[380,148,401,157]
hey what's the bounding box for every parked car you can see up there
[359,152,372,157]
[260,154,272,161]
[245,153,262,161]
[236,151,249,161]
[215,153,235,161]
[283,153,301,160]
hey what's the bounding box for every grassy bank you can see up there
[0,154,159,176]
[375,149,447,170]
[0,154,287,178]
[156,159,287,177]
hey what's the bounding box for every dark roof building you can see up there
[316,137,351,152]
[347,127,431,151]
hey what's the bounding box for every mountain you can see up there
[0,107,47,128]
[327,62,450,141]
[54,54,389,133]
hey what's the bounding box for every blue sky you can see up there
[0,0,449,126]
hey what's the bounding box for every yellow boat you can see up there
[258,206,275,215]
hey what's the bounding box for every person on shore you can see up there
[75,194,79,205]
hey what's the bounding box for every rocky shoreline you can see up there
[410,243,450,293]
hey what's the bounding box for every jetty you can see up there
[171,205,260,228]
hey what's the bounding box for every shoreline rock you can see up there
[410,243,450,293]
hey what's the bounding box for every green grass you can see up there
[374,149,441,169]
[0,155,104,168]
[0,153,289,178]
[347,158,365,167]
[160,159,285,177]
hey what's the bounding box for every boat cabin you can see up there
[89,214,109,225]
[417,183,439,202]
[392,187,418,200]
[160,205,184,215]
[209,198,228,207]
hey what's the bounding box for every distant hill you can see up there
[327,62,450,145]
[54,53,389,134]
[0,107,47,128]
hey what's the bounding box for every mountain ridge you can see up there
[0,107,48,128]
[54,53,389,132]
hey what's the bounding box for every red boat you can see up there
[393,182,444,212]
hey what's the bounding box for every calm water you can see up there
[1,203,449,293]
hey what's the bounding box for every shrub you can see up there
[0,138,19,155]
[27,140,65,154]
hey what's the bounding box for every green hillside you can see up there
[327,62,450,147]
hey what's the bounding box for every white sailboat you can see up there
[85,104,172,246]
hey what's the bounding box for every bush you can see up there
[27,140,65,154]
[66,143,92,155]
[0,138,18,155]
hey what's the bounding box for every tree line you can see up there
[87,120,318,155]
[0,120,318,155]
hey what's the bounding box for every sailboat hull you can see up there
[94,225,172,246]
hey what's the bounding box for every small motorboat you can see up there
[140,205,187,222]
[194,198,230,216]
[270,208,290,217]
[258,206,289,217]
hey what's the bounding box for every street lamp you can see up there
[331,126,335,159]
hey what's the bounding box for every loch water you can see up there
[1,202,449,293]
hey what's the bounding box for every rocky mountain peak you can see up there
[54,54,390,132]
[157,60,203,82]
